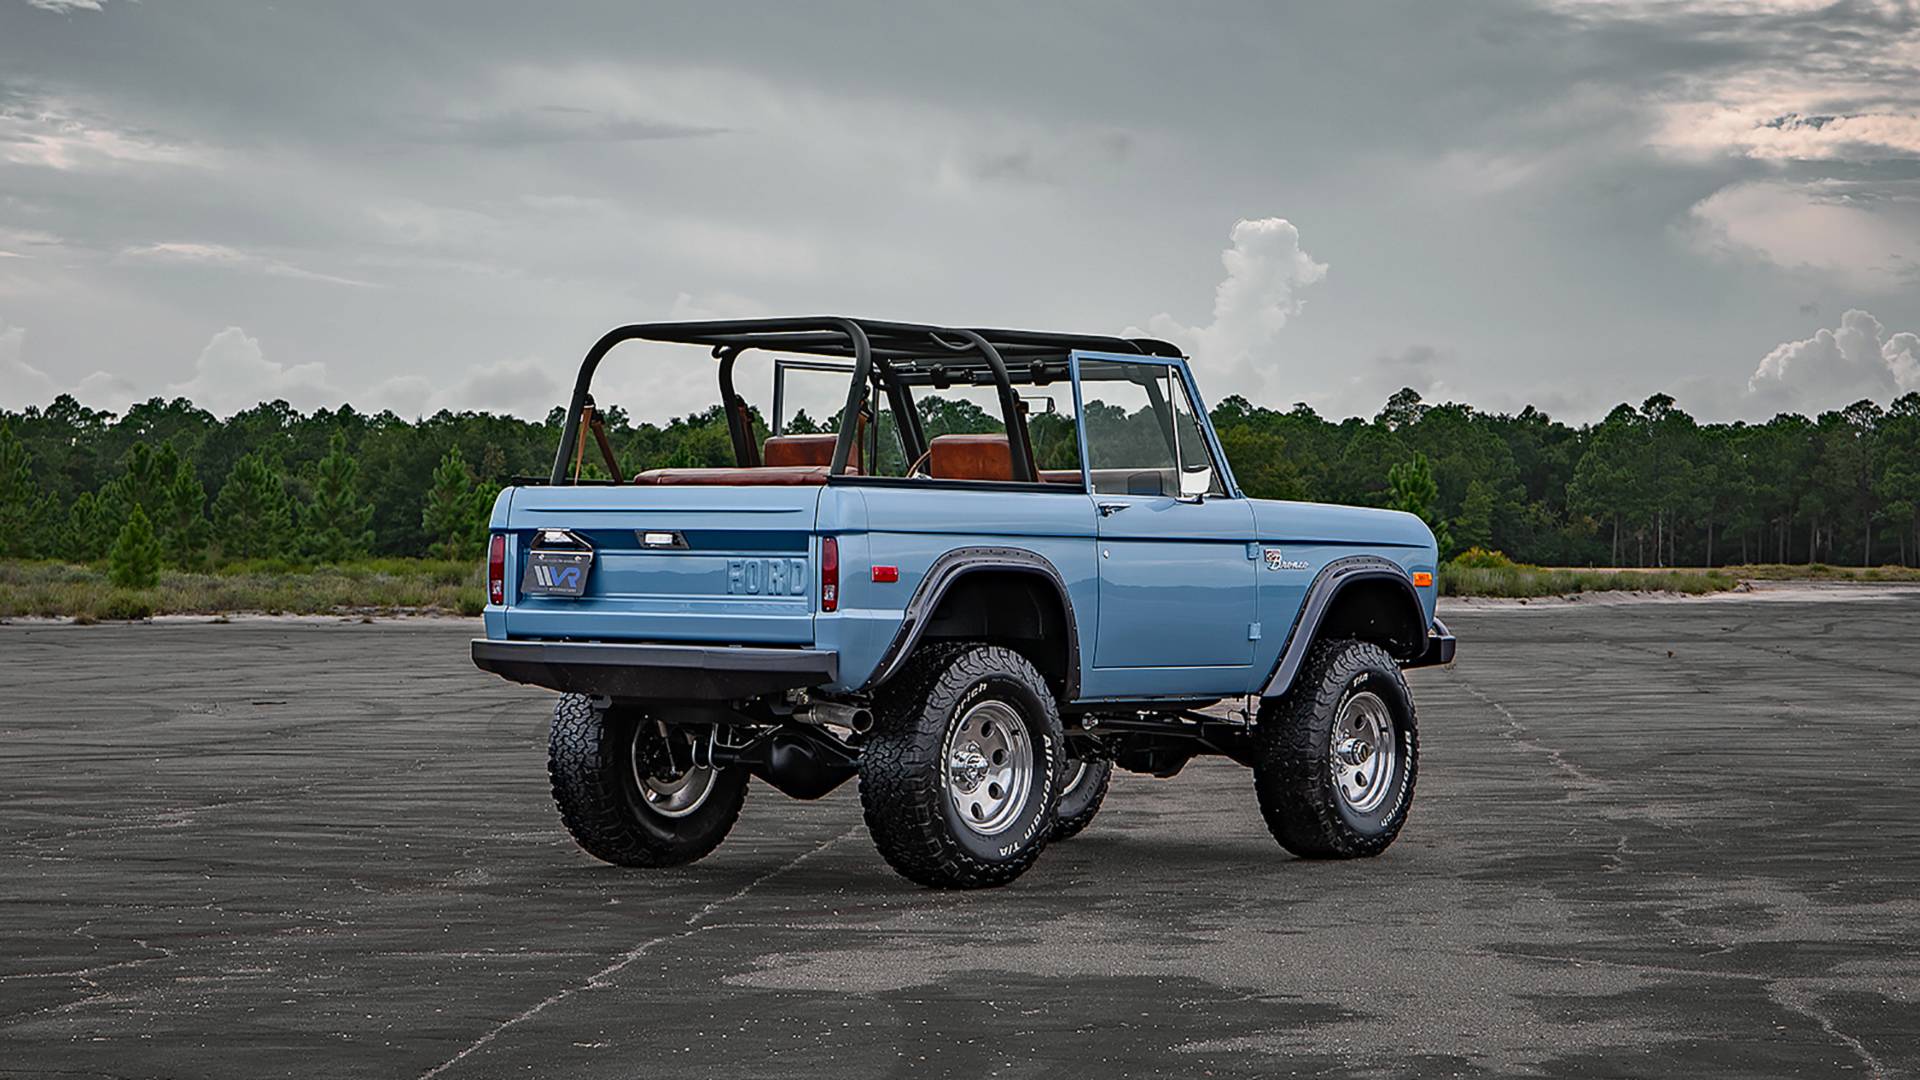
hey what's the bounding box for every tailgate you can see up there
[501,485,821,645]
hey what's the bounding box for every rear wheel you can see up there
[547,694,748,867]
[1052,754,1111,840]
[1252,639,1418,858]
[860,644,1063,888]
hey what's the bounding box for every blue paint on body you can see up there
[484,353,1440,702]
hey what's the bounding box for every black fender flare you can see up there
[860,546,1081,699]
[1260,555,1427,699]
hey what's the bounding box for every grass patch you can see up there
[1718,563,1920,583]
[1440,557,1920,597]
[0,558,485,620]
[1440,564,1742,598]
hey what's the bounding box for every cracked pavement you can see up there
[1,596,1917,1078]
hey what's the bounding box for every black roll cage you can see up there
[548,317,1184,485]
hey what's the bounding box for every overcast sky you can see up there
[3,0,1917,425]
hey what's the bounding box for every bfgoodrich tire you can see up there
[1253,639,1418,859]
[547,694,747,867]
[860,644,1063,889]
[1052,755,1112,841]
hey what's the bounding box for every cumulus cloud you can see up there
[165,327,337,417]
[436,358,564,414]
[371,358,567,418]
[118,242,376,288]
[0,318,135,410]
[1748,309,1920,411]
[1128,217,1328,393]
[0,320,58,408]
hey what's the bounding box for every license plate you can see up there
[522,549,593,598]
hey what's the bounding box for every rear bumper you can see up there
[1403,618,1456,670]
[471,639,839,701]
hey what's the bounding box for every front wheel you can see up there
[1252,639,1418,858]
[860,644,1063,888]
[547,694,748,867]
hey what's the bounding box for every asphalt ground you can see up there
[2,594,1917,1079]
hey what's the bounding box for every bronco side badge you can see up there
[1263,548,1309,571]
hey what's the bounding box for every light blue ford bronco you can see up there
[472,317,1454,888]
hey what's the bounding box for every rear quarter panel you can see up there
[816,484,1096,694]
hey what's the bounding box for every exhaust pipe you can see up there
[812,702,873,733]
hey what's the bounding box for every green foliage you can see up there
[421,447,491,559]
[161,458,211,570]
[302,431,374,563]
[1217,426,1305,500]
[1386,452,1439,518]
[1386,452,1452,551]
[108,506,161,589]
[1452,479,1496,555]
[63,491,110,561]
[1448,546,1518,570]
[0,422,52,557]
[6,379,1920,572]
[213,453,293,560]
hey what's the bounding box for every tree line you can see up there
[1,387,1917,583]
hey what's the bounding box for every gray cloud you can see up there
[1,0,1917,424]
[415,107,725,148]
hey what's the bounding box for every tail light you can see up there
[820,536,839,612]
[487,533,506,605]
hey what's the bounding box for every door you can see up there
[1076,355,1257,677]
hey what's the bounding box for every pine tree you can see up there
[213,452,293,560]
[101,442,171,536]
[1387,452,1453,554]
[63,491,111,562]
[0,422,52,558]
[1452,479,1496,555]
[302,431,373,563]
[109,506,161,589]
[161,460,211,570]
[421,447,485,559]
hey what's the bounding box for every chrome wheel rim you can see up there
[944,700,1033,836]
[631,729,717,819]
[1331,691,1397,815]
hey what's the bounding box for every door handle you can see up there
[1097,502,1130,517]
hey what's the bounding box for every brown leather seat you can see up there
[762,434,836,467]
[763,426,863,471]
[631,466,833,486]
[928,434,1015,481]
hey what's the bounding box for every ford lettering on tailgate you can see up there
[727,557,808,596]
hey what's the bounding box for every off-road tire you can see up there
[860,644,1063,889]
[547,694,748,868]
[1253,639,1418,859]
[1052,756,1112,841]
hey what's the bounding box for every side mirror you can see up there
[1178,466,1212,501]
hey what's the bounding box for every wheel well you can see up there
[1315,577,1425,659]
[919,570,1074,695]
